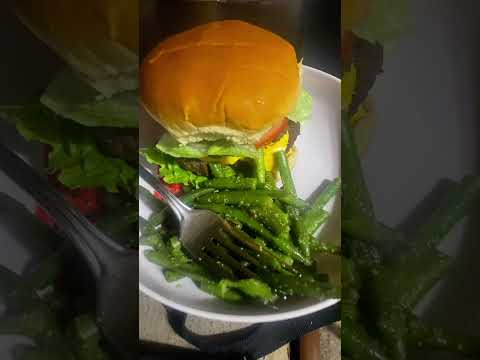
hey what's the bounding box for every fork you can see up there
[0,143,138,359]
[139,157,228,261]
[140,157,297,280]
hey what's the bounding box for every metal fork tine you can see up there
[217,229,262,268]
[205,241,257,279]
[199,251,236,280]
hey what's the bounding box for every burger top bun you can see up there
[141,20,300,144]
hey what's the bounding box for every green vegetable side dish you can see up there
[341,111,480,359]
[141,146,340,304]
[0,254,110,360]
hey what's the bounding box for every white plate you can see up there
[139,65,340,323]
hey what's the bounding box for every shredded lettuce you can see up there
[156,133,258,159]
[141,147,208,186]
[13,103,137,194]
[41,68,138,128]
[288,88,313,123]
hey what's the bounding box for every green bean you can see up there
[218,279,276,303]
[407,315,480,356]
[298,209,329,258]
[310,238,341,255]
[200,177,257,190]
[343,258,361,292]
[198,280,243,302]
[311,178,340,210]
[246,249,285,273]
[196,203,307,263]
[208,163,236,178]
[255,190,309,208]
[248,203,289,235]
[195,203,277,242]
[217,230,262,268]
[262,271,337,298]
[376,307,408,360]
[342,318,389,360]
[342,302,359,324]
[416,175,480,249]
[275,233,310,265]
[182,188,216,204]
[255,148,266,185]
[263,171,277,190]
[287,207,301,238]
[205,242,257,278]
[195,191,273,208]
[275,150,296,195]
[374,249,452,310]
[145,250,211,282]
[301,201,329,235]
[366,251,452,359]
[199,252,236,280]
[341,111,377,241]
[147,246,236,281]
[223,224,294,268]
[251,237,294,267]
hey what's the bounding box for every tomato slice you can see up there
[255,118,289,148]
[64,188,101,216]
[154,181,183,201]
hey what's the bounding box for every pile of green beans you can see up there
[341,111,480,359]
[0,252,110,360]
[143,148,341,303]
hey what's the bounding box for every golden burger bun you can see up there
[141,20,300,144]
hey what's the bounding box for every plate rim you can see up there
[139,64,341,323]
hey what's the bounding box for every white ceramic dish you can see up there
[139,65,340,323]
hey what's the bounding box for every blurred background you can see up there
[141,0,340,76]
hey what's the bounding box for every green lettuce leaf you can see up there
[156,133,258,159]
[41,68,138,128]
[14,103,137,194]
[207,140,258,158]
[141,147,208,186]
[351,0,408,45]
[156,134,208,158]
[288,88,313,123]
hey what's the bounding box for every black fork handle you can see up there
[0,143,126,279]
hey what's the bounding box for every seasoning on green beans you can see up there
[195,190,274,208]
[200,177,257,190]
[275,150,296,195]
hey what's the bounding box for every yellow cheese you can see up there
[203,132,290,169]
[219,156,241,165]
[264,132,289,171]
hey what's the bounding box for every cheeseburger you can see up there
[141,20,312,182]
